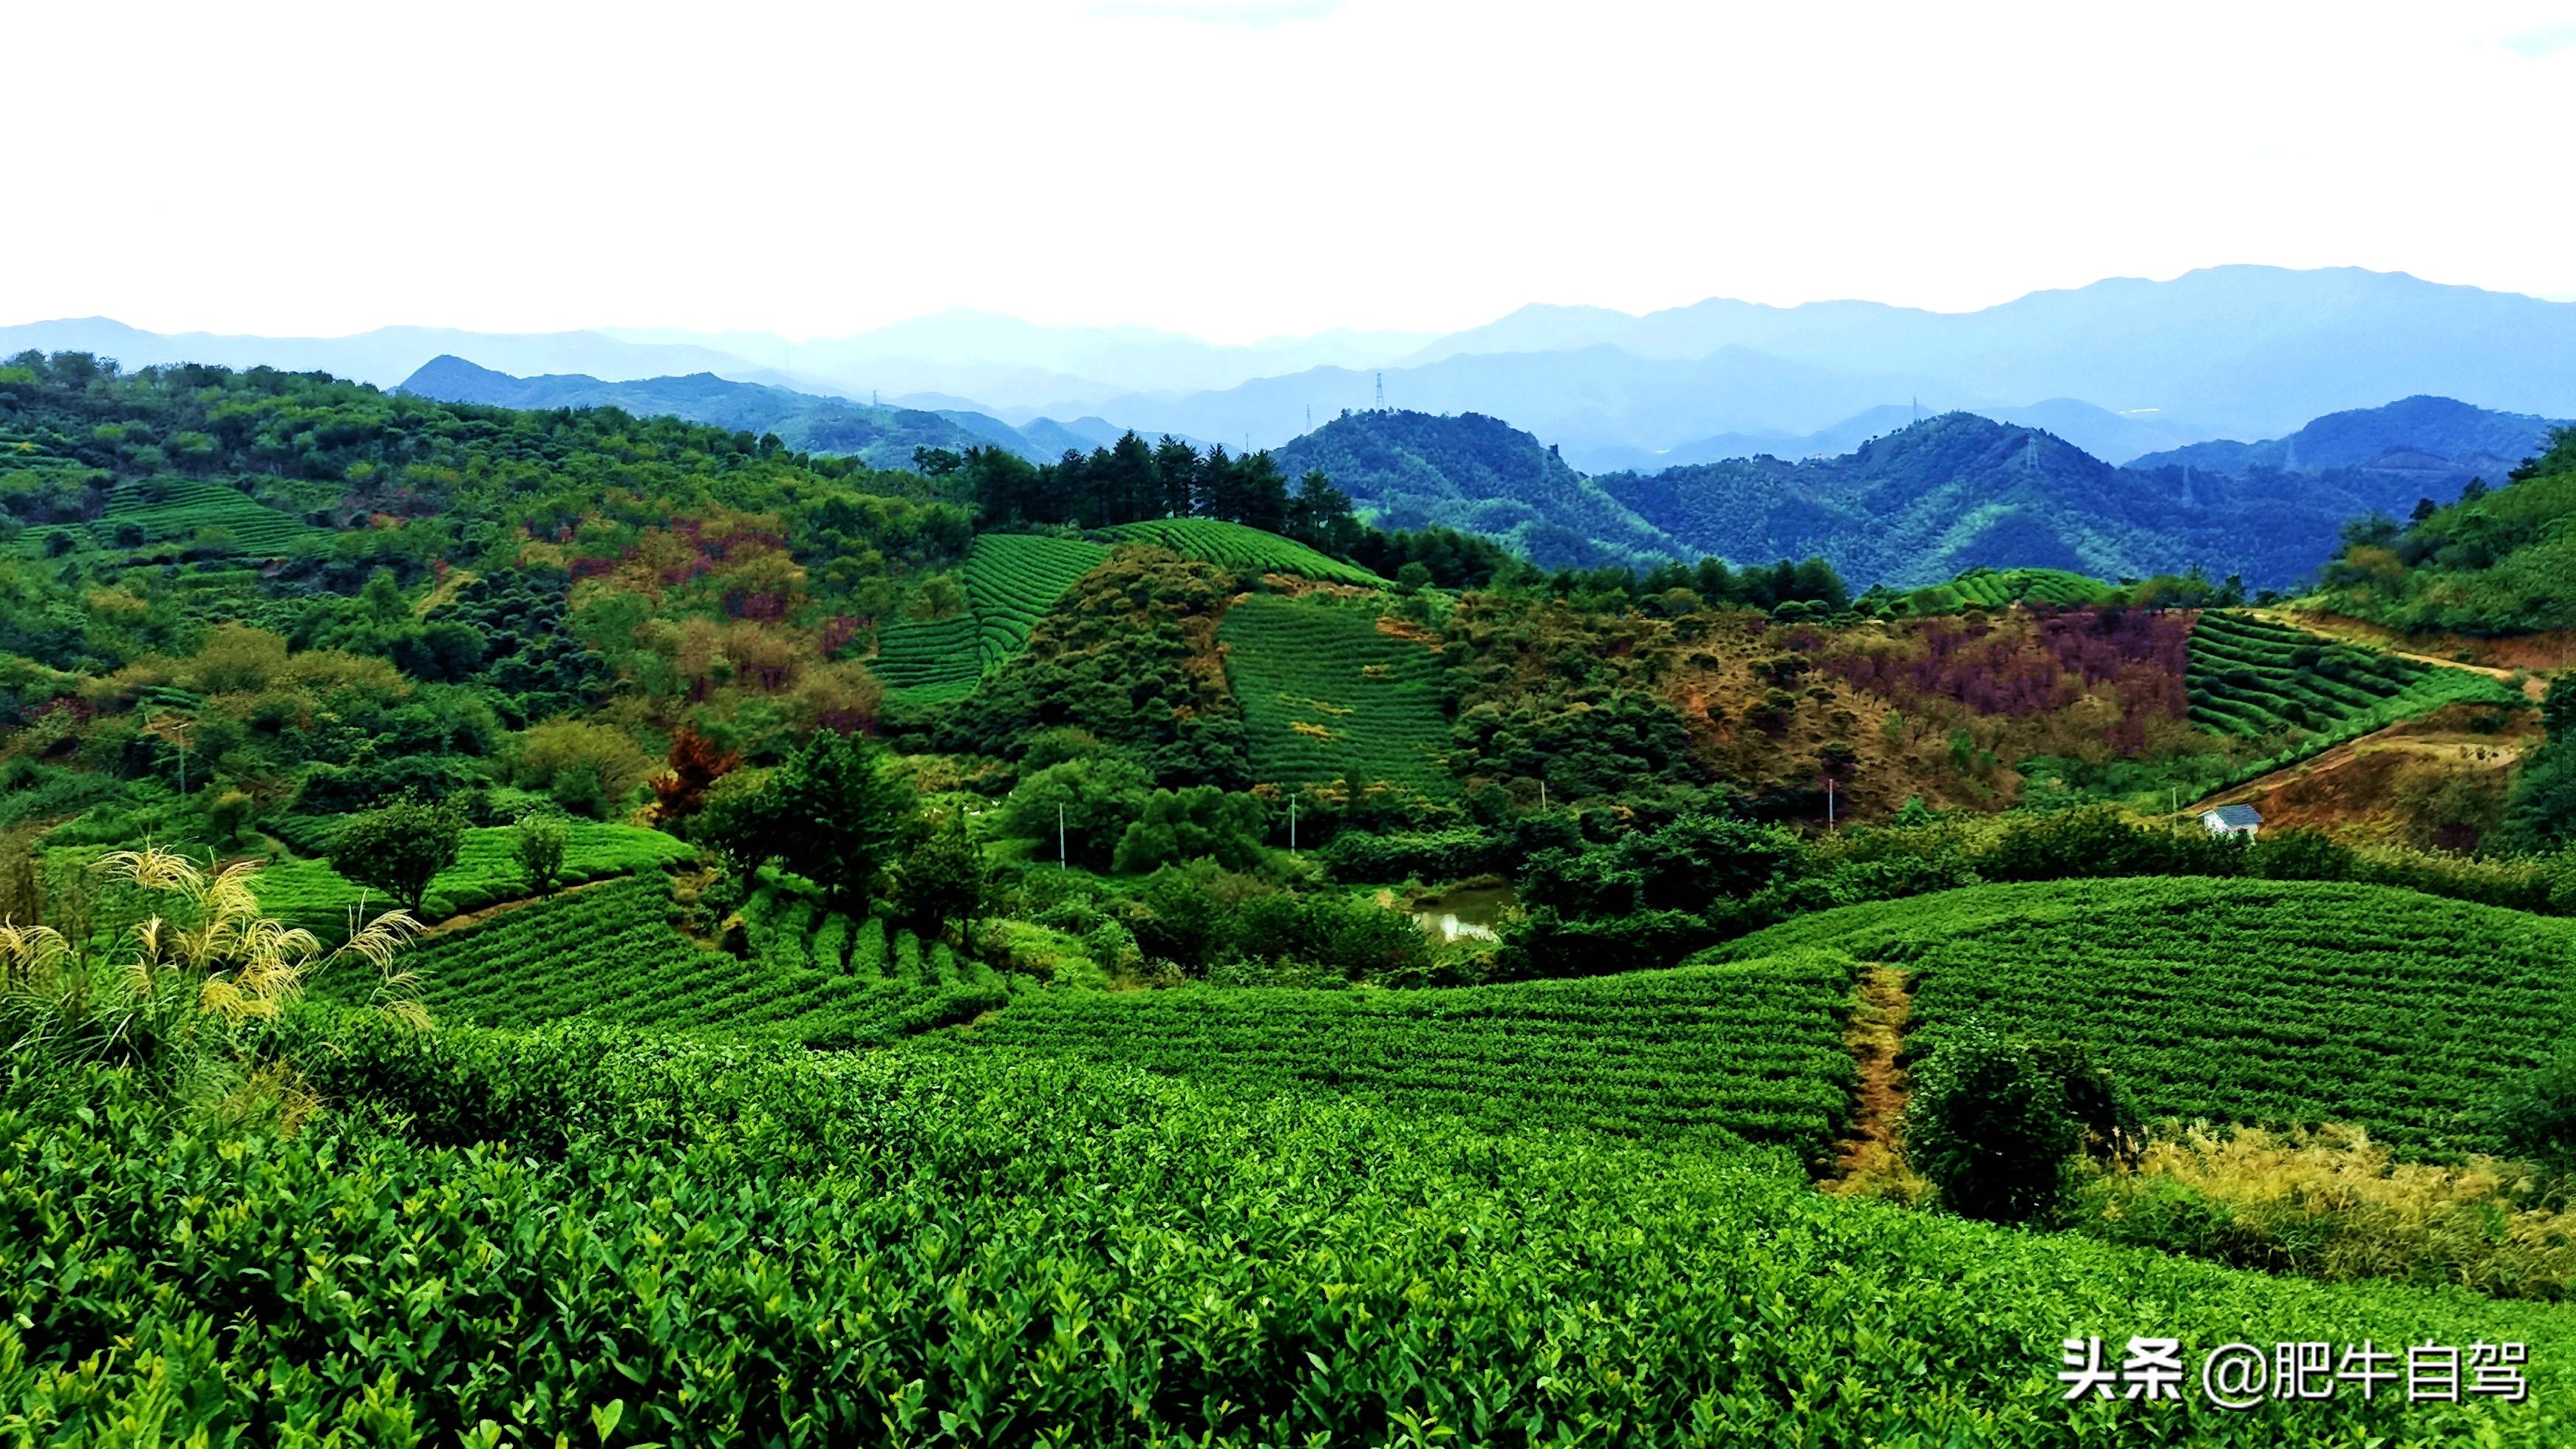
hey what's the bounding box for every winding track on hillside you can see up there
[2179,608,2552,814]
[2247,607,2546,699]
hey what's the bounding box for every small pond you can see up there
[1408,884,1518,943]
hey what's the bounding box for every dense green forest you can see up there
[1273,407,1683,568]
[1267,403,2525,592]
[6,353,2575,1444]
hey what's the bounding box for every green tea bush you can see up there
[7,1027,2571,1445]
[1218,593,1454,796]
[952,948,1861,1160]
[1717,877,2576,1158]
[1103,516,1384,584]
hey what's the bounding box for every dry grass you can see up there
[2075,1124,2576,1299]
[1826,964,1932,1206]
[3,848,430,1130]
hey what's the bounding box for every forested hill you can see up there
[398,356,1040,470]
[1598,411,2516,590]
[2128,395,2566,478]
[2313,424,2576,636]
[1267,401,2536,591]
[1595,414,2156,588]
[1272,409,1680,570]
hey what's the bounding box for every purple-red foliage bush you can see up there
[1824,608,2190,752]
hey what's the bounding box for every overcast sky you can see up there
[13,0,2576,341]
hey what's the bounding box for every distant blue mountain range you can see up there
[392,357,1134,470]
[13,265,2576,463]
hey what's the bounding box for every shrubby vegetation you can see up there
[1904,1023,2139,1223]
[2317,426,2576,634]
[2071,1125,2576,1300]
[2503,676,2576,852]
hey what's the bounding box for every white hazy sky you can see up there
[12,0,2576,341]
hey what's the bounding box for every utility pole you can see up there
[1289,792,1297,857]
[1057,803,1066,869]
[1827,778,1836,831]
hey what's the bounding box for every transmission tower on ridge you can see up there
[1374,371,1385,411]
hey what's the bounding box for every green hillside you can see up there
[2181,613,2524,795]
[243,820,693,935]
[1898,566,2116,613]
[1217,593,1454,794]
[2312,426,2576,635]
[1272,408,1680,570]
[878,526,1386,702]
[874,533,1114,695]
[868,612,980,692]
[1714,877,2576,1157]
[1595,411,2491,591]
[16,476,322,559]
[962,533,1111,668]
[14,352,2576,1445]
[1101,517,1386,585]
[2191,612,2442,736]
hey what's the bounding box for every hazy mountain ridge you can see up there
[21,267,2576,458]
[0,317,757,392]
[1088,345,1965,463]
[395,357,1057,469]
[2126,395,2566,479]
[1395,267,2576,438]
[1568,398,2221,473]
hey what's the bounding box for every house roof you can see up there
[2204,805,2264,828]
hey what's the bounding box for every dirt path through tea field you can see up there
[1833,964,1915,1183]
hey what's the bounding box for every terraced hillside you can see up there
[378,873,1008,1043]
[1218,594,1455,794]
[1899,567,2115,613]
[868,612,980,694]
[961,533,1110,668]
[1103,517,1386,585]
[16,477,325,558]
[1712,877,2576,1157]
[873,533,1112,697]
[2187,610,2514,738]
[938,949,1861,1162]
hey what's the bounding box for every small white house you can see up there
[2200,805,2263,839]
